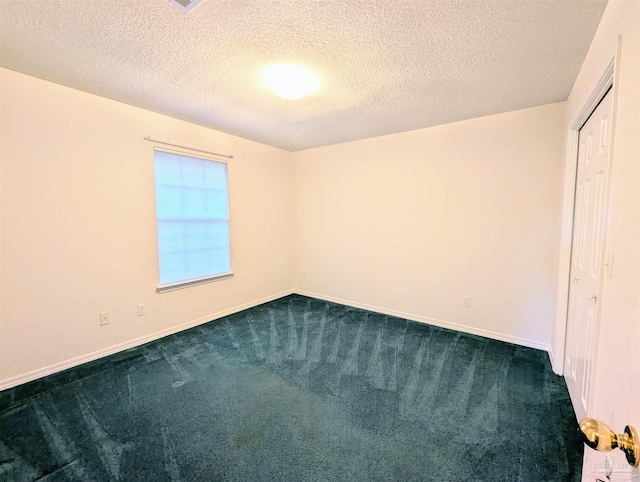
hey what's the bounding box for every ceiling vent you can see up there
[169,0,204,13]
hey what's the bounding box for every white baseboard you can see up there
[294,289,550,352]
[0,288,551,391]
[0,289,294,391]
[548,346,563,375]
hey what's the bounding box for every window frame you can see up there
[152,147,233,293]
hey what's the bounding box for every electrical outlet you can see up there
[137,303,146,316]
[99,311,110,326]
[302,271,307,279]
[462,296,470,308]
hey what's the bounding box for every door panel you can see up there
[565,86,639,481]
[565,88,613,422]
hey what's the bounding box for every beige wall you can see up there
[293,103,566,349]
[0,63,585,386]
[555,0,639,433]
[0,68,294,386]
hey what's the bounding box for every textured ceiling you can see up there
[0,0,607,151]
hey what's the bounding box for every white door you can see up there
[564,87,640,481]
[565,88,614,422]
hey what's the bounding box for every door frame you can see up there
[551,39,622,378]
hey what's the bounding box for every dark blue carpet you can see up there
[0,295,582,481]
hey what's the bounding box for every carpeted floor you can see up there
[0,294,583,481]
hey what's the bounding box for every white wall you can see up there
[0,63,583,386]
[0,68,294,386]
[293,103,566,349]
[555,0,639,437]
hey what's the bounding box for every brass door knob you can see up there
[579,418,640,467]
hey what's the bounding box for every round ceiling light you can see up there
[263,63,320,100]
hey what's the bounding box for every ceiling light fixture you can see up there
[168,0,204,13]
[263,63,320,100]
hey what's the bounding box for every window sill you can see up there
[156,272,234,293]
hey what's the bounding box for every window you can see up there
[153,149,231,292]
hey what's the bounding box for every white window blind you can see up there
[154,149,231,292]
